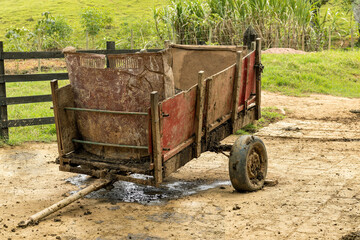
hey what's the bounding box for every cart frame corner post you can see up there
[150,91,163,186]
[231,51,243,133]
[195,71,205,157]
[255,38,262,120]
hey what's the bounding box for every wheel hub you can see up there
[247,150,262,179]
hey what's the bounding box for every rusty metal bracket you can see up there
[209,143,232,157]
[255,63,264,74]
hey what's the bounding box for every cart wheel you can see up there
[229,135,268,192]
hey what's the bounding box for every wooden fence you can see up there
[0,41,160,140]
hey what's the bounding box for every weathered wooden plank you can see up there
[206,64,236,126]
[151,91,163,185]
[51,80,63,157]
[0,42,8,139]
[4,73,68,83]
[55,84,79,155]
[194,71,205,157]
[231,51,243,133]
[3,49,161,60]
[160,85,197,155]
[59,165,154,186]
[0,117,54,128]
[244,50,256,103]
[0,94,52,105]
[255,38,262,120]
[238,55,248,108]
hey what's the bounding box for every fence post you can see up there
[0,41,9,139]
[106,41,115,68]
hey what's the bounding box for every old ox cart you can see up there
[19,39,268,227]
[50,39,267,192]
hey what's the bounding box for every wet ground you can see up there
[0,91,359,239]
[67,174,231,205]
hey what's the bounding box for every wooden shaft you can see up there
[0,41,8,139]
[19,179,111,227]
[251,41,256,51]
[231,51,243,133]
[195,71,205,157]
[150,91,163,185]
[50,80,63,157]
[255,38,262,120]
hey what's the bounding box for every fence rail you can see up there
[0,41,161,139]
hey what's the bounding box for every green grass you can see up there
[3,79,69,145]
[235,107,285,135]
[0,0,166,48]
[261,50,360,97]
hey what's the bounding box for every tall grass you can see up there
[154,0,336,51]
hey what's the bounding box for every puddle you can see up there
[66,174,230,205]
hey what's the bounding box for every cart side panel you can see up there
[238,50,256,110]
[206,65,236,126]
[55,84,79,154]
[171,47,241,90]
[160,86,197,157]
[64,52,172,159]
[244,51,256,102]
[238,56,248,111]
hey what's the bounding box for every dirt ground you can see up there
[0,91,359,240]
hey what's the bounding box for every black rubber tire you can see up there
[229,135,268,192]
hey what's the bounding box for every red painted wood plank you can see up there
[245,51,256,101]
[238,56,248,107]
[160,86,197,155]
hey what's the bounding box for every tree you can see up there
[34,12,73,51]
[80,8,112,49]
[5,27,33,51]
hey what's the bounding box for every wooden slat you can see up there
[0,42,8,138]
[194,71,205,157]
[51,80,63,156]
[255,38,262,120]
[231,51,243,133]
[0,94,52,105]
[3,49,162,60]
[4,73,68,83]
[151,91,163,186]
[0,117,54,128]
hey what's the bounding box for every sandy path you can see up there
[0,91,359,240]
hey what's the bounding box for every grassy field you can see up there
[0,0,166,48]
[262,50,360,97]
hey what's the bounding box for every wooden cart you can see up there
[51,39,267,192]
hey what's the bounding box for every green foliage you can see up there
[5,12,72,51]
[154,0,316,49]
[80,8,112,37]
[5,27,33,51]
[80,8,112,49]
[235,107,285,135]
[261,50,360,97]
[115,20,163,49]
[34,12,73,50]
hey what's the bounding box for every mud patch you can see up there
[67,174,230,205]
[340,231,360,240]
